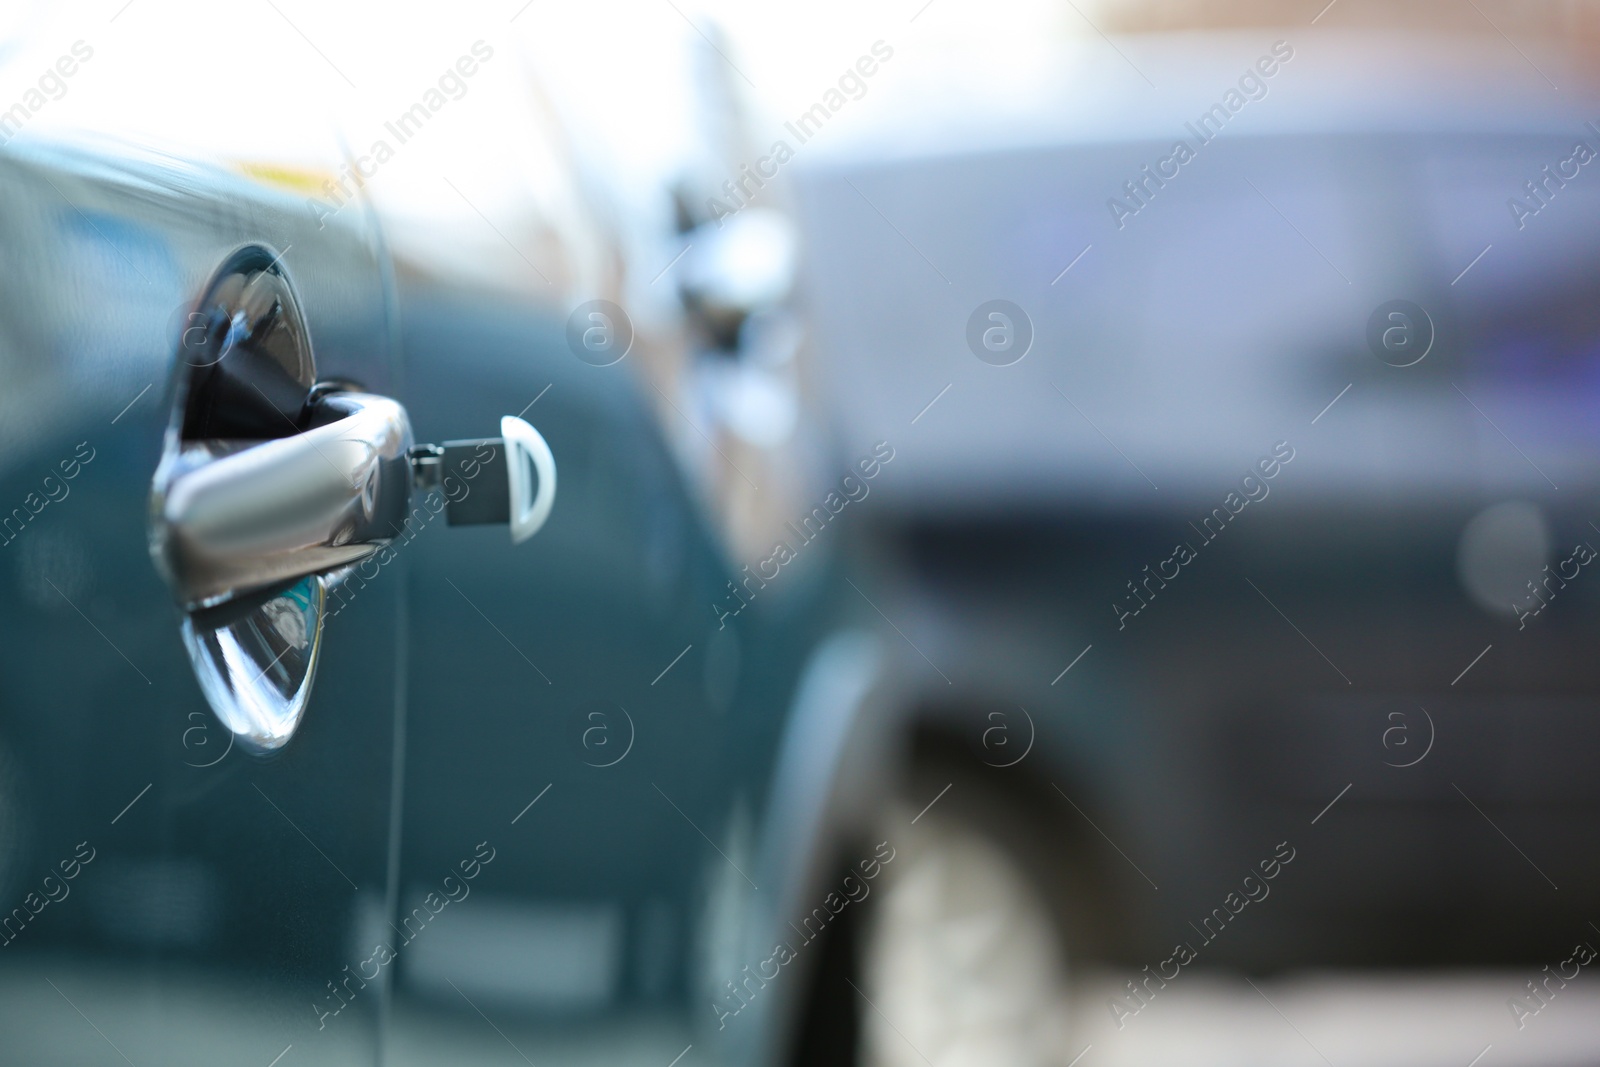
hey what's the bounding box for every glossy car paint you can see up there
[0,141,402,1065]
[0,75,867,1067]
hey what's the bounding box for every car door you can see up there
[385,271,731,1057]
[364,28,858,1059]
[0,140,404,1066]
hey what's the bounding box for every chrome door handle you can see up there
[151,390,415,610]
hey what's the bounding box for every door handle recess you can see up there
[152,390,415,610]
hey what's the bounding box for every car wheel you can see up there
[857,801,1072,1067]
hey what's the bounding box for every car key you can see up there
[409,415,556,543]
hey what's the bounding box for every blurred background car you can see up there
[767,2,1600,1065]
[4,2,1600,1067]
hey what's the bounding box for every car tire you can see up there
[855,799,1073,1067]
